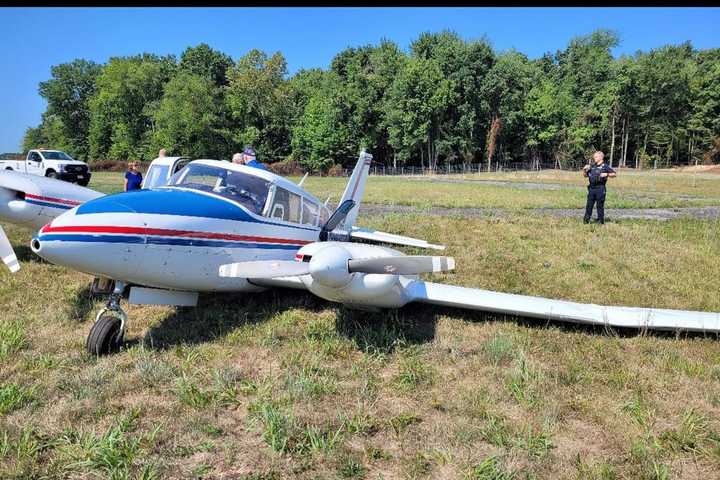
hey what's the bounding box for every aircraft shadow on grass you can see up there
[140,288,438,352]
[128,289,716,353]
[15,244,44,264]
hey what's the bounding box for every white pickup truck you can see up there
[0,149,92,186]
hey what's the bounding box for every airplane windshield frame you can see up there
[167,164,271,215]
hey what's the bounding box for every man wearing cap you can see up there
[240,146,267,170]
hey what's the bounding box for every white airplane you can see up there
[1,151,718,355]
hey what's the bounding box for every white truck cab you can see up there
[142,156,191,189]
[0,149,91,186]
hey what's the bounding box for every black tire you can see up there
[78,179,89,187]
[46,170,57,179]
[86,314,124,355]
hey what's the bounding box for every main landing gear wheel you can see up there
[86,281,127,356]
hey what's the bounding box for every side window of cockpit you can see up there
[173,159,189,175]
[269,187,302,223]
[318,206,330,226]
[301,199,319,226]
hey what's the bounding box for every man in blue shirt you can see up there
[124,161,143,191]
[582,151,616,224]
[241,146,267,170]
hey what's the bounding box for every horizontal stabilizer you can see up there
[407,281,720,333]
[350,227,445,251]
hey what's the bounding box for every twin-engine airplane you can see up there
[1,151,718,355]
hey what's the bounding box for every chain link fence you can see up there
[333,162,551,177]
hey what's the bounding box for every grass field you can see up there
[1,169,719,479]
[89,169,720,210]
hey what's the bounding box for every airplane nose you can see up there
[33,194,149,278]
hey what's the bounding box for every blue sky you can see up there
[1,7,719,153]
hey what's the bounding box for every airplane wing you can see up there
[219,240,720,333]
[405,281,720,333]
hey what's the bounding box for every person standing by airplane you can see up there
[241,146,267,170]
[582,151,616,224]
[124,161,143,191]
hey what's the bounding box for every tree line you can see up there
[22,29,720,171]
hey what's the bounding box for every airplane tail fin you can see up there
[336,150,372,230]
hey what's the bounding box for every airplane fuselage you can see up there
[32,187,320,292]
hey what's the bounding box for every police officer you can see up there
[582,151,616,224]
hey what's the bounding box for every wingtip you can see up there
[3,254,19,273]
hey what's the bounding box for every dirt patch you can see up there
[357,203,720,221]
[408,176,565,190]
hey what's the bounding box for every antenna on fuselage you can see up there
[298,172,309,187]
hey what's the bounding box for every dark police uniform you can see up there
[583,162,615,224]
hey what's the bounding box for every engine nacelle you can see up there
[296,242,416,309]
[0,170,103,230]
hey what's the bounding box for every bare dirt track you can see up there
[359,203,720,221]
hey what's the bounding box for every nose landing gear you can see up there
[86,281,127,355]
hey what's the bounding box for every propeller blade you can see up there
[219,260,310,278]
[0,225,19,273]
[347,256,455,275]
[321,199,356,233]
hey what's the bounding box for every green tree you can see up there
[291,74,351,171]
[226,49,291,161]
[688,49,720,164]
[88,54,176,161]
[481,50,536,169]
[329,40,406,165]
[524,79,575,168]
[179,43,234,87]
[150,72,232,159]
[385,57,455,170]
[411,31,495,165]
[36,59,102,159]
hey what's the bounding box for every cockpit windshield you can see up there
[167,163,271,214]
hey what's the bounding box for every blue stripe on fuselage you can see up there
[75,188,319,232]
[26,200,73,210]
[38,233,303,250]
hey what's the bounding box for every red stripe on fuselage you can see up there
[25,194,81,206]
[40,224,313,245]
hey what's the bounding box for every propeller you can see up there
[348,256,454,275]
[0,225,19,273]
[219,247,454,287]
[319,199,355,241]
